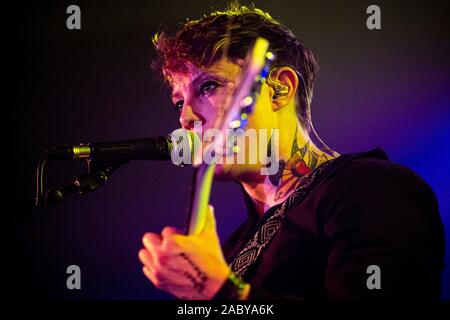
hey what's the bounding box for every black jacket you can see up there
[223,148,445,299]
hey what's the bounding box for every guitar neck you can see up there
[184,37,270,236]
[185,162,216,235]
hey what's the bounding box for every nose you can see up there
[179,105,201,130]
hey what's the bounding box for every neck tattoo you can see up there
[269,127,330,201]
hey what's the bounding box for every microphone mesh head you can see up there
[168,128,200,166]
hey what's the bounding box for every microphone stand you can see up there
[40,160,125,208]
[12,158,126,221]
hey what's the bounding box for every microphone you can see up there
[45,128,195,164]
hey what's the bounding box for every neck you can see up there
[241,124,334,217]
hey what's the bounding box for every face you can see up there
[168,58,277,181]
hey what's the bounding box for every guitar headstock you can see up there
[193,37,275,166]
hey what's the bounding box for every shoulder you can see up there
[286,148,440,228]
[311,149,443,239]
[299,148,443,236]
[321,148,436,198]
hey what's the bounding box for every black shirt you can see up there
[222,148,445,299]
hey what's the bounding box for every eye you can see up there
[174,100,184,113]
[200,80,220,96]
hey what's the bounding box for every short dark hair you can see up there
[152,4,319,132]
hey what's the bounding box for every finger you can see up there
[142,232,162,249]
[142,232,162,258]
[161,227,186,253]
[138,248,153,268]
[161,226,183,238]
[142,266,160,288]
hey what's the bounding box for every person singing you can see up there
[138,4,444,300]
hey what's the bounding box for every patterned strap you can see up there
[230,159,336,278]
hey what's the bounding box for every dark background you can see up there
[7,0,450,299]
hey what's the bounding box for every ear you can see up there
[268,67,299,111]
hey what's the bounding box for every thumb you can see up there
[201,205,217,235]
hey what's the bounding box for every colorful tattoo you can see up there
[272,128,329,201]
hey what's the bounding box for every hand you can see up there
[138,205,231,300]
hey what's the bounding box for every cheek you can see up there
[196,98,219,130]
[199,93,230,129]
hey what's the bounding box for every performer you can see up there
[138,5,444,299]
